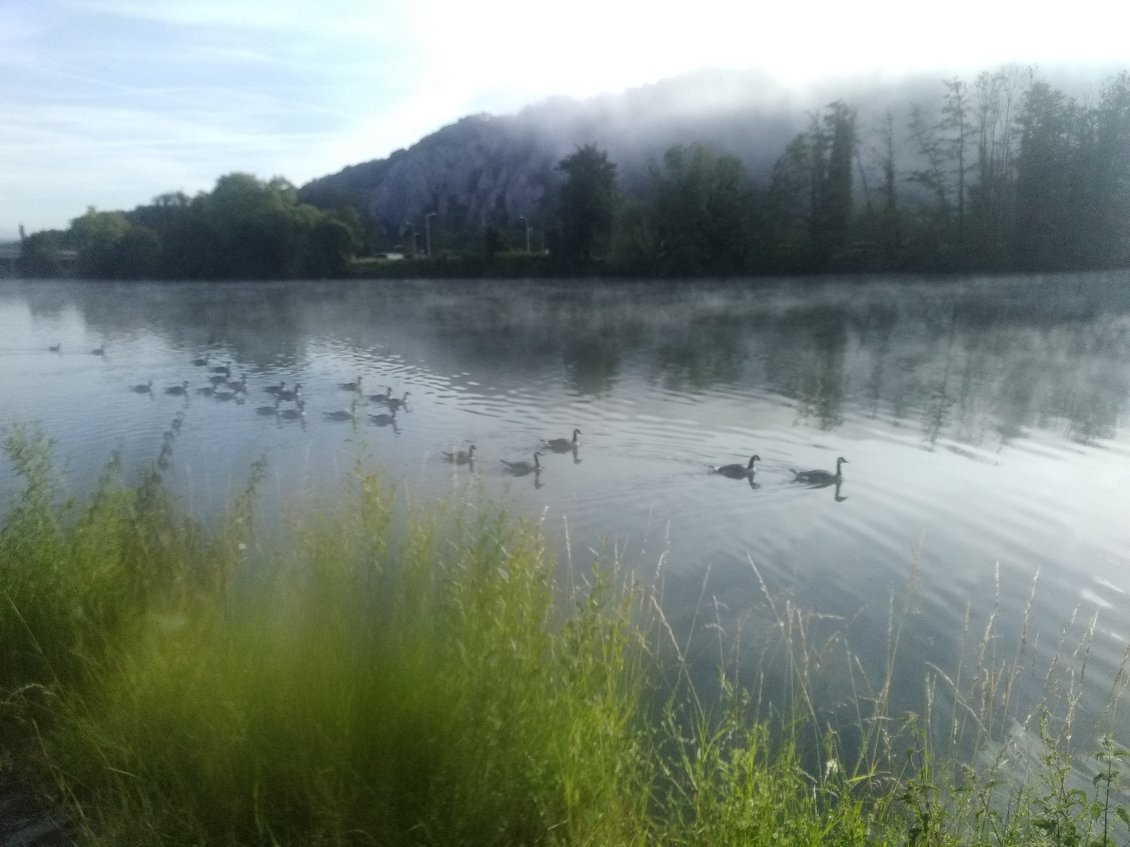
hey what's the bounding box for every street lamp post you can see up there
[519,216,531,252]
[425,212,437,259]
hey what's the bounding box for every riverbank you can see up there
[2,426,1127,845]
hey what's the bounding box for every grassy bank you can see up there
[1,425,1128,845]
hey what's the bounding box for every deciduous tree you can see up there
[555,145,618,263]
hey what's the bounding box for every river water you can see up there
[2,273,1129,764]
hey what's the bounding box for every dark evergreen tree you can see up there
[815,101,857,262]
[1082,72,1130,267]
[1013,81,1080,269]
[767,102,856,270]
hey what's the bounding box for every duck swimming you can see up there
[792,457,848,486]
[502,452,542,476]
[442,445,476,464]
[711,454,760,479]
[542,429,581,452]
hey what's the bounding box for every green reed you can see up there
[2,427,1128,846]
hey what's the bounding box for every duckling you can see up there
[542,428,581,452]
[792,457,848,486]
[711,454,760,480]
[164,380,190,396]
[442,445,476,464]
[130,379,154,394]
[502,452,543,476]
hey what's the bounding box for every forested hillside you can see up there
[301,65,1130,275]
[15,65,1130,278]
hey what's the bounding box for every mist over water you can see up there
[2,273,1129,758]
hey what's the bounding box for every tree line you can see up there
[16,67,1130,279]
[19,174,362,280]
[548,68,1130,275]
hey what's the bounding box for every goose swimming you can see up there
[192,353,209,367]
[386,391,411,411]
[502,452,543,476]
[91,345,105,357]
[367,386,394,403]
[338,376,363,392]
[792,457,848,486]
[278,383,302,402]
[130,379,153,394]
[542,428,581,452]
[279,399,306,420]
[265,381,286,395]
[211,361,231,377]
[49,343,60,353]
[164,380,190,396]
[324,409,355,421]
[442,444,476,464]
[369,410,397,427]
[711,454,760,480]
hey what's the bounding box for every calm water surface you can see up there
[2,274,1129,760]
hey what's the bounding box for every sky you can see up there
[3,0,1128,241]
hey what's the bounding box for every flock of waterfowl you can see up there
[70,342,850,490]
[119,354,416,431]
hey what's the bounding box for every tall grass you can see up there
[2,427,1128,845]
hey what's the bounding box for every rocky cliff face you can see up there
[298,69,813,240]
